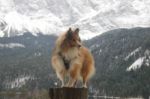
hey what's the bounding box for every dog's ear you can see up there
[66,27,72,40]
[68,27,72,32]
[74,28,79,34]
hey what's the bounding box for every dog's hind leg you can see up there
[82,62,95,88]
[83,77,88,88]
[82,71,89,88]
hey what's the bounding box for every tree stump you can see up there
[49,87,88,99]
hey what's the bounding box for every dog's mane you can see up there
[55,32,68,52]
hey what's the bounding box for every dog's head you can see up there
[61,28,82,49]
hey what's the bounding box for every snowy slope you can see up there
[126,57,145,71]
[0,43,25,48]
[5,75,34,89]
[124,47,141,61]
[126,49,150,71]
[0,0,150,39]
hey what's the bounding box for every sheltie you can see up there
[51,28,95,88]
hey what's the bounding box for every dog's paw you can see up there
[83,84,87,88]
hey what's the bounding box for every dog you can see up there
[51,28,95,88]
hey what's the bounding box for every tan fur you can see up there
[51,28,95,88]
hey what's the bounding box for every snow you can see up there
[0,0,150,39]
[89,44,100,50]
[124,47,141,61]
[144,50,150,66]
[0,30,4,37]
[126,57,144,71]
[115,56,118,59]
[5,76,34,89]
[126,49,150,71]
[2,11,63,37]
[54,82,58,86]
[34,52,41,56]
[98,49,102,55]
[144,49,150,55]
[79,30,101,40]
[0,43,25,48]
[145,59,150,66]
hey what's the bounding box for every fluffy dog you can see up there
[51,28,95,88]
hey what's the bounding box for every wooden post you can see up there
[49,88,88,99]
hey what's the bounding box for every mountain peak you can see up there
[0,0,150,39]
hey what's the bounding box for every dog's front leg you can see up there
[67,63,82,87]
[51,54,66,87]
[56,71,65,87]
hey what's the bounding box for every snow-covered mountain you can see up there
[0,0,150,39]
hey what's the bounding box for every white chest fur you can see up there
[61,47,79,61]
